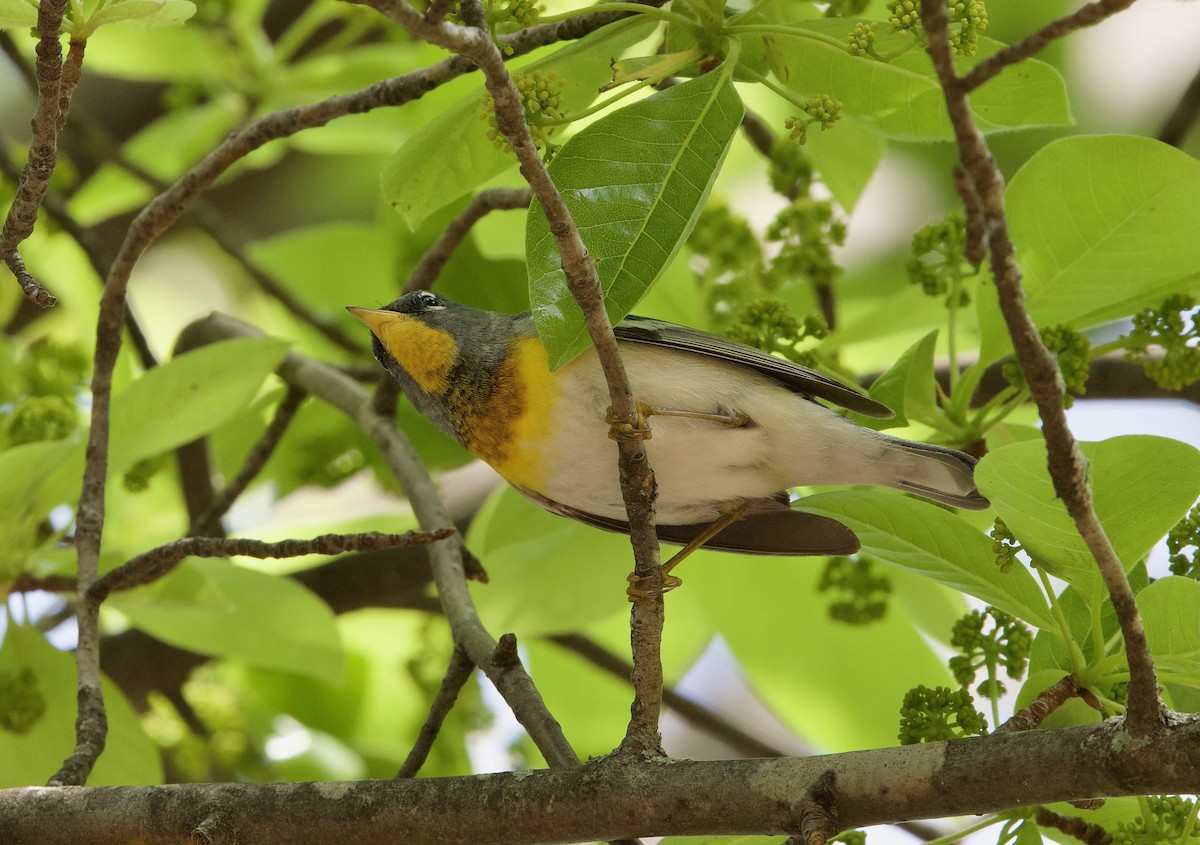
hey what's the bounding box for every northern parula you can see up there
[349,291,988,564]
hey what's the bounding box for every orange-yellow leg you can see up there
[626,501,748,601]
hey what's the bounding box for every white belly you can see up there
[534,344,864,524]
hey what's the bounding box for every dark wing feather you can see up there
[615,314,893,418]
[525,491,861,556]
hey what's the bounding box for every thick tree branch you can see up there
[7,718,1200,844]
[919,0,1163,740]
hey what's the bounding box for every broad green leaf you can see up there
[1139,576,1200,682]
[528,70,744,368]
[0,442,76,577]
[383,18,655,229]
[802,114,885,213]
[979,136,1200,362]
[239,609,473,776]
[467,486,632,635]
[71,19,230,81]
[69,96,244,225]
[248,223,399,323]
[108,337,288,475]
[109,558,344,683]
[96,0,194,30]
[0,624,161,787]
[0,0,35,29]
[796,490,1054,630]
[850,329,938,430]
[766,23,1070,141]
[975,436,1200,584]
[82,0,194,35]
[691,547,953,750]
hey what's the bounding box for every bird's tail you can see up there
[877,438,990,510]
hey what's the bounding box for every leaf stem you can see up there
[1178,794,1200,845]
[738,64,813,115]
[549,50,699,124]
[537,2,691,28]
[727,23,847,51]
[1089,575,1107,664]
[919,815,1004,845]
[1037,567,1088,676]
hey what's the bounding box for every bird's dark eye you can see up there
[415,291,439,308]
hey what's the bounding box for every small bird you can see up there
[349,292,988,582]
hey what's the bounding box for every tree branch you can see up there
[395,645,477,779]
[960,0,1138,92]
[1158,61,1200,148]
[918,0,1164,740]
[180,313,582,771]
[8,718,1200,844]
[0,0,69,309]
[356,0,667,755]
[404,187,532,292]
[188,385,307,536]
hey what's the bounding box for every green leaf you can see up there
[0,0,36,29]
[383,18,655,229]
[109,558,344,683]
[71,17,230,81]
[796,490,1054,630]
[240,609,473,776]
[466,486,633,635]
[802,114,885,213]
[975,436,1200,584]
[97,0,194,30]
[108,337,288,475]
[1139,576,1200,681]
[979,136,1200,362]
[527,70,744,368]
[0,442,77,577]
[690,547,952,751]
[0,625,161,787]
[850,329,938,430]
[765,23,1070,141]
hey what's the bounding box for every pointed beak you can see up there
[346,306,404,336]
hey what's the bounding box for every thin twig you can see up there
[189,385,308,536]
[56,38,86,131]
[397,645,477,778]
[358,0,667,756]
[549,634,786,759]
[1158,62,1200,147]
[188,203,367,355]
[0,0,69,309]
[919,0,1163,740]
[404,187,532,292]
[90,530,454,601]
[3,250,55,308]
[181,313,586,772]
[63,0,665,787]
[0,147,158,367]
[996,674,1080,733]
[960,0,1137,92]
[1035,808,1113,845]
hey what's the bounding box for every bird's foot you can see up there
[606,404,653,442]
[626,569,682,601]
